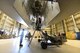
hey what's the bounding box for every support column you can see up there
[52,25,54,35]
[50,25,52,35]
[61,20,65,33]
[0,13,3,28]
[54,24,57,34]
[17,23,22,36]
[71,15,79,32]
[2,16,7,30]
[63,20,68,32]
[11,21,16,35]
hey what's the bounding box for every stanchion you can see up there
[28,30,36,46]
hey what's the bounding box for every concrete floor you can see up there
[0,38,80,53]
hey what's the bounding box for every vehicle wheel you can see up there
[41,42,47,49]
[58,40,62,45]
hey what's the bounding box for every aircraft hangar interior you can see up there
[0,0,80,53]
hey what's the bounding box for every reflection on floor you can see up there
[65,40,80,48]
[0,38,80,53]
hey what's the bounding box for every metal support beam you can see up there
[71,15,79,32]
[63,20,67,32]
